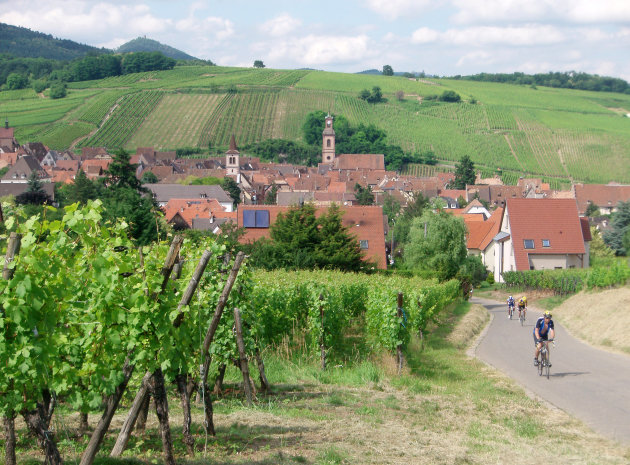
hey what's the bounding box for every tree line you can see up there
[455,71,630,94]
[0,51,177,91]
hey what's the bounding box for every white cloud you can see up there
[411,27,440,44]
[363,0,435,21]
[456,50,496,67]
[451,0,630,25]
[412,24,565,46]
[267,34,372,66]
[0,2,171,44]
[260,13,301,37]
[175,16,234,41]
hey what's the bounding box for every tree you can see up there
[585,202,600,217]
[61,169,98,205]
[440,90,461,102]
[367,86,383,103]
[603,200,630,255]
[222,177,241,206]
[395,90,404,101]
[140,171,159,184]
[382,193,401,225]
[264,183,278,205]
[6,72,28,90]
[49,82,66,99]
[403,210,468,280]
[253,60,265,68]
[358,88,371,101]
[382,65,394,76]
[452,155,476,189]
[104,149,142,190]
[589,226,615,262]
[354,183,374,205]
[15,171,51,205]
[100,187,159,246]
[249,203,368,271]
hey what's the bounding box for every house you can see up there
[462,207,503,272]
[573,183,630,215]
[1,155,51,183]
[492,199,590,282]
[162,198,236,230]
[0,121,20,152]
[145,183,234,212]
[237,204,388,269]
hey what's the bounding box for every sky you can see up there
[2,0,630,81]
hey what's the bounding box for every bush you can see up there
[49,82,67,99]
[32,80,47,93]
[440,90,461,102]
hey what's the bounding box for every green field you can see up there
[2,65,630,184]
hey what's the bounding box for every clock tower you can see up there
[322,113,335,163]
[225,134,240,176]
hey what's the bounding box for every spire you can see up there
[229,134,238,152]
[5,118,8,130]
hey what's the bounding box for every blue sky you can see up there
[2,0,630,80]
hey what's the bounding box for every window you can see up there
[243,209,270,228]
[359,240,369,249]
[523,239,535,249]
[542,239,550,247]
[326,140,331,147]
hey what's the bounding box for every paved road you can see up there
[472,296,630,444]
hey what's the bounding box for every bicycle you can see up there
[519,306,526,326]
[508,303,515,320]
[537,339,554,379]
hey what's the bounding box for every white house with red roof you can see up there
[492,199,591,282]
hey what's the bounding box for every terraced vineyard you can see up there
[3,64,630,184]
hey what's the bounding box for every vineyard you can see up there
[0,201,461,464]
[3,64,630,183]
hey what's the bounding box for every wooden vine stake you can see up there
[200,251,246,434]
[81,235,183,465]
[111,248,212,458]
[319,293,326,370]
[233,307,254,405]
[3,232,21,465]
[397,292,404,375]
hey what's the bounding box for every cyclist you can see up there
[533,310,555,366]
[517,296,527,320]
[507,295,515,319]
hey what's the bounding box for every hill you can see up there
[0,22,110,60]
[117,37,198,61]
[4,65,630,185]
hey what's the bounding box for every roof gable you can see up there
[506,199,585,270]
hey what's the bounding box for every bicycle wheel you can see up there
[546,351,550,379]
[520,312,524,326]
[538,350,544,376]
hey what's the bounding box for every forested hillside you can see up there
[0,22,109,60]
[117,36,199,61]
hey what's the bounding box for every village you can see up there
[2,115,629,281]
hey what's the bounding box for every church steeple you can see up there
[322,113,335,163]
[225,134,240,175]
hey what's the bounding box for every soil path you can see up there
[471,296,630,444]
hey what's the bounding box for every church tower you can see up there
[225,134,240,175]
[322,113,335,163]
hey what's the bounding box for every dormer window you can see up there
[542,239,550,247]
[523,239,535,249]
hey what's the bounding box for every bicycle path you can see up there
[471,296,630,444]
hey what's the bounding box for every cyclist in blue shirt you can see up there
[533,310,555,366]
[507,295,515,318]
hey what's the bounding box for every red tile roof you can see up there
[163,198,232,228]
[506,199,585,271]
[573,183,630,214]
[333,154,385,170]
[237,205,387,269]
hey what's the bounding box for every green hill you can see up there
[4,65,630,185]
[117,37,198,61]
[0,22,110,60]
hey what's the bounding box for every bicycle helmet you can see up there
[543,311,552,318]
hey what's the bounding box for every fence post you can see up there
[396,292,404,375]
